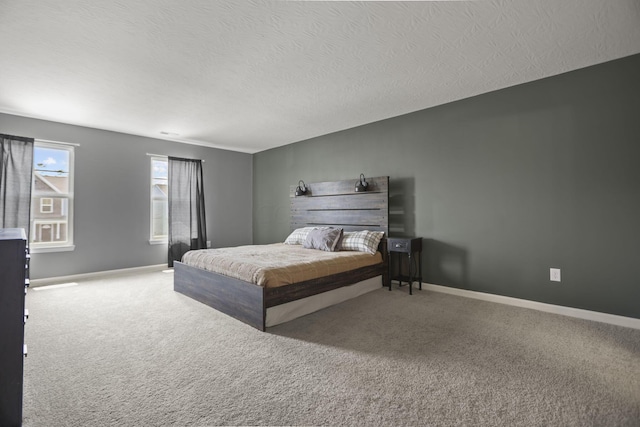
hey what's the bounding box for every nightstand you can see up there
[387,237,423,295]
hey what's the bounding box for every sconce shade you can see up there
[295,180,308,196]
[355,173,369,192]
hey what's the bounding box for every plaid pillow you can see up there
[284,227,316,245]
[340,231,385,254]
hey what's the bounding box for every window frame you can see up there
[149,156,168,244]
[30,140,75,253]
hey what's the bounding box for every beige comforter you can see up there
[181,243,383,288]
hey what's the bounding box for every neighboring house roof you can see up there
[34,172,68,194]
[152,184,167,199]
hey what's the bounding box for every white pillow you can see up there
[284,227,316,245]
[340,231,385,255]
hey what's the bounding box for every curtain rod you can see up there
[36,138,80,147]
[146,153,205,163]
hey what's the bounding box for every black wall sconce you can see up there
[295,180,308,196]
[355,173,369,192]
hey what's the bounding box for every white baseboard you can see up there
[30,264,168,287]
[422,283,640,330]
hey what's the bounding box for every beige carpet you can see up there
[23,270,640,426]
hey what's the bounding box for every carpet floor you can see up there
[23,270,640,426]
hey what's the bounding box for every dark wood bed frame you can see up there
[174,176,389,331]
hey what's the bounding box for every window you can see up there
[40,198,53,213]
[30,141,75,251]
[150,157,168,243]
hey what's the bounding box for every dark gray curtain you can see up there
[168,157,207,267]
[0,134,34,238]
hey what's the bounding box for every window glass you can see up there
[150,157,168,241]
[30,142,74,249]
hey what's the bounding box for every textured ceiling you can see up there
[1,0,639,153]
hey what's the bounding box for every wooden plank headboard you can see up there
[289,176,389,236]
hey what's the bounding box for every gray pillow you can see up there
[303,227,344,252]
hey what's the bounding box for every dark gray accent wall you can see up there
[0,113,253,279]
[254,54,640,319]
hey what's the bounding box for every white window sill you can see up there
[30,245,76,254]
[149,239,168,245]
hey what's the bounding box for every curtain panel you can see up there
[168,157,207,267]
[0,134,34,238]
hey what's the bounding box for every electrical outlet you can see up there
[550,268,561,282]
[206,240,212,248]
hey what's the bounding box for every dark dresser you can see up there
[0,228,29,426]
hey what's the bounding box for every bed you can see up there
[173,176,389,331]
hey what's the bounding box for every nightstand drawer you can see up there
[388,237,421,254]
[389,240,409,252]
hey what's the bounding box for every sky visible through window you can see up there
[152,158,168,184]
[34,147,69,177]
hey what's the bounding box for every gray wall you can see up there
[254,54,640,319]
[0,113,253,279]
